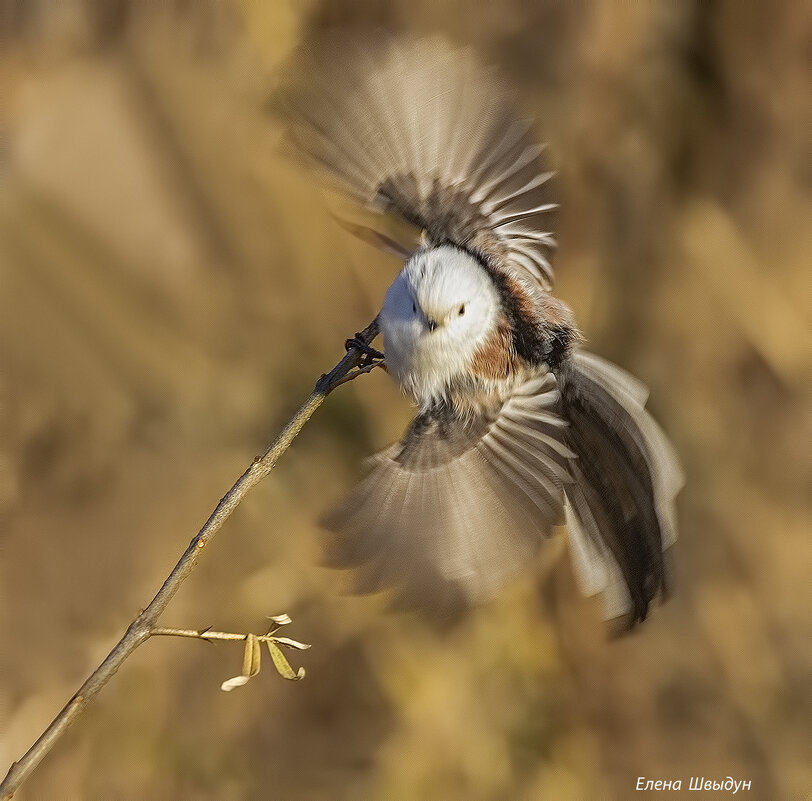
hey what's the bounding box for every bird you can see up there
[276,31,684,628]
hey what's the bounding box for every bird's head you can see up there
[380,245,501,405]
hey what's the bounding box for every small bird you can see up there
[278,32,684,627]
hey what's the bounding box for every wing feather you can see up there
[276,32,558,288]
[561,352,684,625]
[322,370,574,614]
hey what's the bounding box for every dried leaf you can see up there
[267,640,305,680]
[220,675,250,692]
[267,613,292,626]
[272,636,311,651]
[243,633,261,678]
[220,634,262,691]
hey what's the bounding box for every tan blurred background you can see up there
[0,1,810,799]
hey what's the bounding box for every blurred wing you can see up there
[322,370,575,615]
[562,352,684,626]
[276,32,558,289]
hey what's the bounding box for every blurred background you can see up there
[0,1,809,799]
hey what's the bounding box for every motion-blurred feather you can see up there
[276,32,558,289]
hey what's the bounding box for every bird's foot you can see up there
[345,335,384,366]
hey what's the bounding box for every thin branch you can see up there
[152,627,254,642]
[150,627,309,646]
[0,318,380,801]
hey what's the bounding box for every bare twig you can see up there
[151,627,261,642]
[0,318,380,801]
[150,627,309,646]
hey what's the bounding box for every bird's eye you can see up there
[458,304,466,316]
[412,302,417,314]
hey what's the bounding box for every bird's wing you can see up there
[276,32,558,289]
[561,352,684,626]
[322,369,575,615]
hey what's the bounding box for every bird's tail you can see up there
[560,351,684,628]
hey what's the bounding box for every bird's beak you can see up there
[414,301,439,332]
